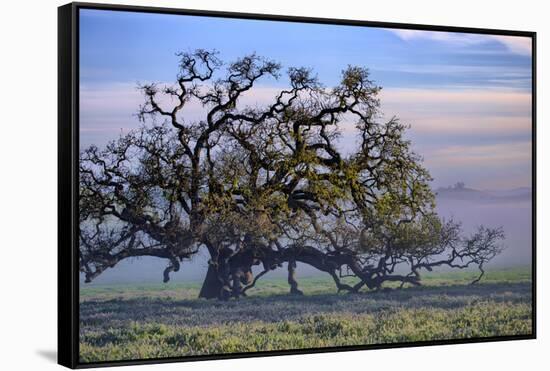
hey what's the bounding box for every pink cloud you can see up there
[425,142,531,168]
[379,88,531,135]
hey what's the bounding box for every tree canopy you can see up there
[79,49,504,299]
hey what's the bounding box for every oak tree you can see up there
[79,50,504,299]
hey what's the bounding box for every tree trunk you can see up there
[287,259,303,295]
[198,264,223,299]
[231,271,244,298]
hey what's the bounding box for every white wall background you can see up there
[0,0,546,369]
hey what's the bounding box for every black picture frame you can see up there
[58,2,537,368]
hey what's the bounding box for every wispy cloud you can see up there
[486,35,532,56]
[337,86,532,189]
[391,30,484,45]
[389,29,532,56]
[81,83,532,140]
[380,64,530,78]
[379,88,531,135]
[426,141,531,167]
[420,141,532,190]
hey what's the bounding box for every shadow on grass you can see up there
[80,281,531,329]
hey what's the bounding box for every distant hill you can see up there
[435,183,531,203]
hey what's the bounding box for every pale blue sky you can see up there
[79,8,533,190]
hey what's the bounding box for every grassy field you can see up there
[79,267,533,363]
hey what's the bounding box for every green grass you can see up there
[79,267,533,363]
[80,266,531,300]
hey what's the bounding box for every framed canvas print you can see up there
[58,2,536,368]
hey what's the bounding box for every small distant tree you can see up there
[79,50,504,299]
[454,181,466,190]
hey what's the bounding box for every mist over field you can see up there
[436,185,532,267]
[80,185,532,285]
